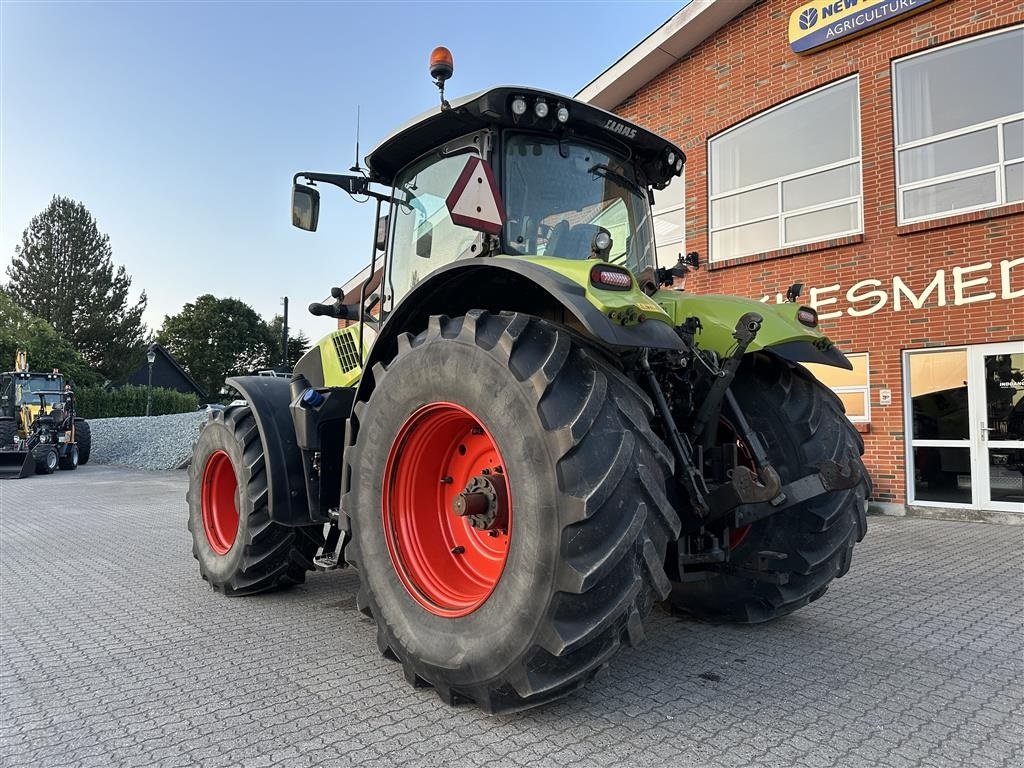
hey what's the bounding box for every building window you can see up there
[708,76,862,262]
[893,26,1024,225]
[802,352,870,423]
[653,174,685,268]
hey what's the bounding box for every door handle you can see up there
[980,421,994,440]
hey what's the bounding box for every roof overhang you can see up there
[576,0,758,110]
[364,86,685,188]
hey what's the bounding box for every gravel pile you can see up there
[87,411,210,471]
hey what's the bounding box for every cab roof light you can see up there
[428,46,454,83]
[511,96,527,116]
[590,264,632,291]
[534,99,549,118]
[556,103,569,123]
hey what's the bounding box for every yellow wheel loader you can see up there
[0,352,91,479]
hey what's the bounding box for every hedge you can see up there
[74,385,198,419]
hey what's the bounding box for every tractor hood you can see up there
[364,86,685,189]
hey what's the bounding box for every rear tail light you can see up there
[797,306,818,327]
[590,265,632,291]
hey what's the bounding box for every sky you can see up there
[1,1,680,346]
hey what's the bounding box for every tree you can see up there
[0,290,100,386]
[5,196,147,380]
[158,295,273,399]
[265,314,312,369]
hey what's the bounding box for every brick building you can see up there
[579,0,1023,521]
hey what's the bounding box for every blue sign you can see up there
[788,0,949,54]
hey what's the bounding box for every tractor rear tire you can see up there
[345,311,680,713]
[74,419,91,465]
[186,405,324,596]
[58,444,79,471]
[34,445,58,475]
[669,353,870,623]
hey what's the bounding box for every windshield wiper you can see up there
[589,164,645,198]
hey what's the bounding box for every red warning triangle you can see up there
[445,156,506,236]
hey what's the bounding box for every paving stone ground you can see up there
[1,465,1021,768]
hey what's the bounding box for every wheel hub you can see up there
[382,402,512,618]
[452,472,508,531]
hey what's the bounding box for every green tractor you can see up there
[187,51,870,713]
[0,352,92,479]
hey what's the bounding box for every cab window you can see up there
[386,149,481,307]
[503,133,655,273]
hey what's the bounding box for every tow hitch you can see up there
[731,458,863,527]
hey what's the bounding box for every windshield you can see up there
[14,376,63,406]
[503,134,655,274]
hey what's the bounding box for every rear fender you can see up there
[653,291,852,369]
[353,257,684,403]
[225,376,321,526]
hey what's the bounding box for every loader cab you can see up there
[13,373,63,408]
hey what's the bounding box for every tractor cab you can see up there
[293,79,686,319]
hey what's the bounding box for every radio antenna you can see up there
[349,105,363,174]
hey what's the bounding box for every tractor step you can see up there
[312,523,349,571]
[313,553,342,571]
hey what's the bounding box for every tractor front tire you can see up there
[186,406,324,596]
[34,445,58,475]
[345,311,680,713]
[58,444,79,471]
[669,353,870,623]
[0,419,15,448]
[74,419,91,465]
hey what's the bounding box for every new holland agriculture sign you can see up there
[788,0,948,54]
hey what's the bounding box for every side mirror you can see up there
[376,214,390,251]
[292,184,320,231]
[656,251,701,287]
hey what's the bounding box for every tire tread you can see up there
[345,310,679,713]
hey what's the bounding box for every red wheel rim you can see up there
[201,450,239,555]
[382,402,512,618]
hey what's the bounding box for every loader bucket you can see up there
[0,449,33,479]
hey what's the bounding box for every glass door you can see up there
[906,348,973,506]
[972,343,1024,512]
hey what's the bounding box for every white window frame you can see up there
[707,75,863,263]
[805,352,871,423]
[653,169,686,267]
[892,26,1024,226]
